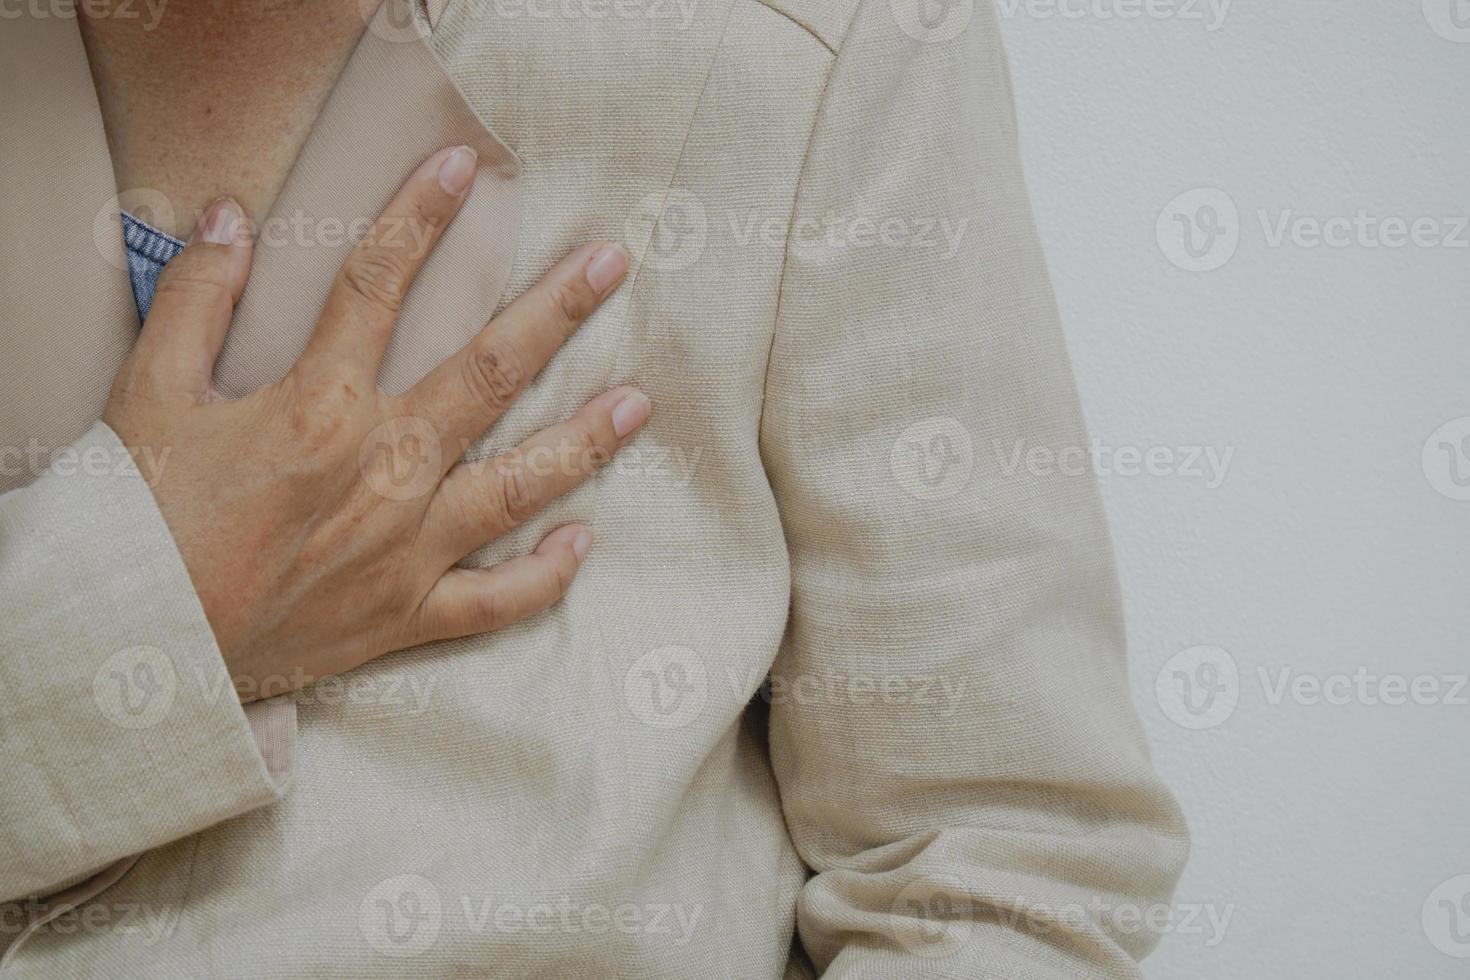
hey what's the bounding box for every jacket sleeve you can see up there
[0,422,293,905]
[758,2,1189,976]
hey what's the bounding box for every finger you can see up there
[404,523,592,645]
[402,240,629,458]
[127,197,253,402]
[296,145,478,384]
[425,386,649,556]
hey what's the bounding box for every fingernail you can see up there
[436,146,477,195]
[193,197,241,246]
[611,390,650,438]
[585,243,629,293]
[572,527,593,561]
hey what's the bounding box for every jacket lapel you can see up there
[0,0,522,495]
[217,0,522,399]
[0,4,138,494]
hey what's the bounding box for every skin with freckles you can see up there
[83,5,649,702]
[80,0,370,237]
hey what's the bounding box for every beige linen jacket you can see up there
[0,0,1188,975]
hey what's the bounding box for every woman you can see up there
[0,0,1188,975]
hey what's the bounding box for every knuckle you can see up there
[461,341,525,414]
[339,251,410,312]
[542,278,591,333]
[469,589,501,633]
[572,425,606,473]
[282,382,351,447]
[406,198,448,253]
[133,360,177,395]
[448,483,499,541]
[495,456,539,525]
[155,269,231,309]
[545,558,572,599]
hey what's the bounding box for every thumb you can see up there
[130,196,255,403]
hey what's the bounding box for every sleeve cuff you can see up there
[0,421,294,901]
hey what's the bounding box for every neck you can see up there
[80,0,371,237]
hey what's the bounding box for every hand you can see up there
[102,145,648,702]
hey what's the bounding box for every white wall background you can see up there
[997,1,1470,976]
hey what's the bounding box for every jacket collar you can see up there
[0,0,522,491]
